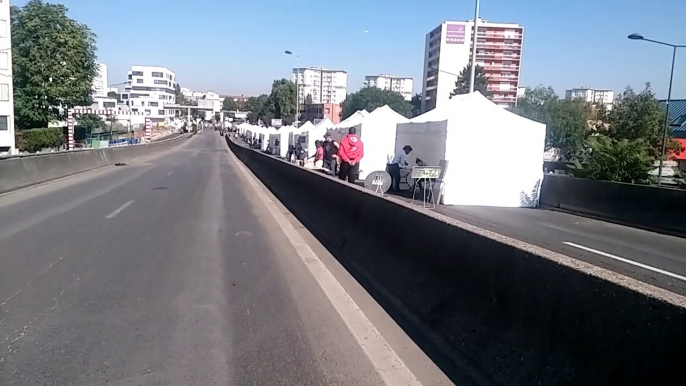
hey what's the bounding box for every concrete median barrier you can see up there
[227,137,686,386]
[0,136,185,194]
[540,173,686,238]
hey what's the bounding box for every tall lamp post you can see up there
[468,0,481,93]
[628,33,685,185]
[285,50,299,125]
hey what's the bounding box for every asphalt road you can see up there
[0,131,447,385]
[436,204,686,295]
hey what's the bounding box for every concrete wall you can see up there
[0,136,185,194]
[227,137,686,385]
[540,174,686,237]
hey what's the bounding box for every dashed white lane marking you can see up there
[167,171,174,176]
[105,200,134,219]
[563,242,686,282]
[226,146,421,386]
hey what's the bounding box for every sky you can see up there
[13,0,686,99]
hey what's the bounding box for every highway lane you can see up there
[0,131,442,385]
[436,204,686,295]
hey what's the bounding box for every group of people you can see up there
[302,127,365,183]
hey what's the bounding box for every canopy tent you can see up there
[269,125,296,157]
[341,105,409,180]
[288,121,315,156]
[335,110,369,130]
[307,118,336,157]
[396,92,545,207]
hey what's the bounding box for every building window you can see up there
[145,109,151,115]
[103,102,116,108]
[0,83,9,101]
[0,116,8,131]
[0,20,7,38]
[0,52,7,70]
[136,79,143,84]
[121,94,128,99]
[131,71,143,76]
[132,108,138,113]
[148,101,159,107]
[158,109,165,116]
[154,80,167,85]
[159,95,165,100]
[151,72,163,78]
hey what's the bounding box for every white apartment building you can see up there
[565,88,615,106]
[421,19,524,112]
[364,75,413,101]
[0,1,15,155]
[292,67,347,105]
[121,65,176,122]
[93,62,108,97]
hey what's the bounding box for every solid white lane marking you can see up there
[563,242,686,282]
[227,147,421,386]
[105,200,134,219]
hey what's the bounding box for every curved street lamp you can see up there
[628,33,686,185]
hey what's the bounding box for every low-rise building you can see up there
[303,103,342,124]
[565,88,615,106]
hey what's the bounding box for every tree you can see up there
[268,78,297,120]
[510,86,590,160]
[76,113,106,133]
[107,90,120,103]
[304,93,313,106]
[245,94,269,124]
[12,0,98,129]
[175,83,189,105]
[410,93,422,117]
[223,97,239,111]
[604,84,681,159]
[450,63,491,98]
[341,87,412,120]
[571,135,655,184]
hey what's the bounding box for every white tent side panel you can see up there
[442,103,546,207]
[357,109,408,180]
[395,122,448,168]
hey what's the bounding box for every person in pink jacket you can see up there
[337,127,364,183]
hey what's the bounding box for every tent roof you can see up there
[314,117,335,130]
[363,105,409,124]
[410,93,470,123]
[336,110,369,128]
[297,121,315,133]
[410,92,542,128]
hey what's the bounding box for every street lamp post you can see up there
[285,50,299,125]
[628,33,686,185]
[468,0,481,93]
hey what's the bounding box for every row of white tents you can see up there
[236,92,546,207]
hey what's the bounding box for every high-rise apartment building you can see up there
[292,67,347,105]
[421,19,524,112]
[0,1,15,155]
[364,75,413,101]
[121,65,177,122]
[565,88,615,107]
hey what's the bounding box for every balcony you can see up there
[476,32,523,39]
[483,63,520,70]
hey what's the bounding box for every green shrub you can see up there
[15,128,64,153]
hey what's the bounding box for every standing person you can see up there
[387,145,413,191]
[294,140,304,166]
[321,133,337,172]
[337,127,364,183]
[314,140,324,168]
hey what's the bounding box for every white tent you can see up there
[270,125,295,157]
[342,105,409,180]
[396,92,545,207]
[335,110,369,130]
[289,121,315,155]
[307,118,336,157]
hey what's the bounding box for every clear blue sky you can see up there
[14,0,686,99]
